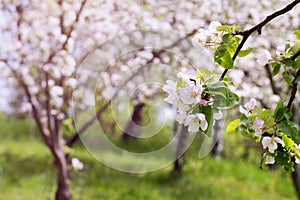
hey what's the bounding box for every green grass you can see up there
[0,117,297,199]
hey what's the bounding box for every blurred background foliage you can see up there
[0,116,296,200]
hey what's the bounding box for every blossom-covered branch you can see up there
[219,0,300,80]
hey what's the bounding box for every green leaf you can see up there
[292,56,300,69]
[275,151,290,166]
[202,105,213,137]
[213,89,239,109]
[282,58,293,67]
[215,44,227,57]
[226,119,240,134]
[206,90,227,98]
[226,36,240,56]
[206,81,239,109]
[277,120,299,141]
[272,62,281,75]
[295,76,300,83]
[257,109,274,126]
[283,71,294,86]
[274,107,289,121]
[284,162,295,172]
[282,134,295,151]
[257,109,272,121]
[206,80,227,89]
[238,48,253,57]
[214,46,234,69]
[273,101,291,121]
[274,101,284,115]
[216,25,230,32]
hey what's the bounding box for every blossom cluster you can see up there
[192,21,223,50]
[163,70,225,133]
[235,98,300,168]
[256,38,299,66]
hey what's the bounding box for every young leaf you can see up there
[216,25,230,32]
[214,45,234,69]
[226,119,240,134]
[282,71,294,86]
[213,88,239,109]
[238,48,253,57]
[292,57,300,69]
[272,62,281,75]
[282,134,295,151]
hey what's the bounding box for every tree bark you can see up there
[121,103,145,141]
[54,149,71,200]
[292,164,300,200]
[211,119,224,157]
[173,124,189,174]
[52,119,72,200]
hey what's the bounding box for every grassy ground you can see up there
[0,117,297,200]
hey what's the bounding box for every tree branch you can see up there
[291,50,300,61]
[219,0,300,80]
[66,54,157,147]
[287,50,300,110]
[264,64,280,95]
[287,69,300,110]
[3,61,52,147]
[66,30,199,147]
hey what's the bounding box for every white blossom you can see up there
[208,21,222,33]
[262,136,284,153]
[244,98,256,110]
[50,86,64,97]
[239,98,256,116]
[265,155,275,164]
[179,82,203,105]
[162,80,179,106]
[253,118,264,137]
[177,72,191,83]
[185,113,208,132]
[71,158,84,170]
[257,50,271,66]
[192,29,209,49]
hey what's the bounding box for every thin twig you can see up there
[287,69,300,110]
[264,64,280,95]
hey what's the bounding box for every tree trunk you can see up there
[121,103,145,141]
[211,119,224,157]
[52,119,72,200]
[173,124,189,174]
[54,150,71,200]
[291,164,300,200]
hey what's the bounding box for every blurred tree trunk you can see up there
[53,149,71,200]
[292,165,300,200]
[121,103,145,141]
[291,106,300,200]
[211,119,224,157]
[173,124,189,174]
[51,120,71,200]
